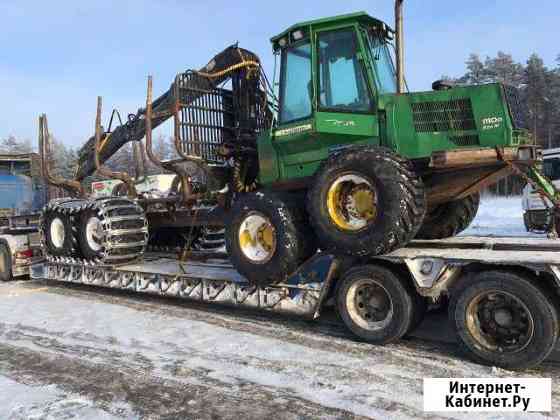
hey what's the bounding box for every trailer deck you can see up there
[32,236,560,317]
[33,253,339,319]
[29,235,560,369]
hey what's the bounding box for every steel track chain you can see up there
[40,197,148,267]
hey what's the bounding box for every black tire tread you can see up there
[416,193,480,240]
[449,270,559,370]
[337,264,416,344]
[40,206,79,257]
[307,146,426,256]
[226,191,317,286]
[0,243,12,282]
[406,293,428,335]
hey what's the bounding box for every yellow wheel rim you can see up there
[238,213,276,263]
[258,224,275,252]
[326,174,377,231]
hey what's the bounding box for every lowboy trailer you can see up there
[32,235,560,370]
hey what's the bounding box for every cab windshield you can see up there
[365,30,397,94]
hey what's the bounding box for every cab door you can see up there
[271,40,318,182]
[315,28,378,144]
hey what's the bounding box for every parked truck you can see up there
[30,1,560,369]
[0,153,47,281]
[522,147,560,233]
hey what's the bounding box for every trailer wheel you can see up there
[307,147,425,256]
[226,192,316,286]
[407,294,428,335]
[0,243,12,282]
[450,271,559,370]
[416,193,479,239]
[337,265,415,344]
[42,210,76,257]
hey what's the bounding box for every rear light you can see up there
[15,249,34,259]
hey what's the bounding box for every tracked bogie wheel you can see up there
[41,197,148,265]
[226,191,317,286]
[416,193,480,240]
[40,198,85,258]
[307,146,426,257]
[77,198,148,265]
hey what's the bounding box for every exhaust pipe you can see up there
[395,0,405,94]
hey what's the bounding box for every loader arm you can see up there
[75,45,262,181]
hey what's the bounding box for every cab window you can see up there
[364,29,397,94]
[318,29,371,112]
[279,42,312,124]
[544,157,560,181]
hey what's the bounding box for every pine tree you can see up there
[448,51,560,195]
[47,136,78,180]
[460,54,487,84]
[0,136,33,154]
[524,54,549,146]
[484,52,524,86]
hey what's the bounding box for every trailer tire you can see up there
[450,270,559,370]
[226,192,317,286]
[416,193,479,239]
[0,243,12,282]
[337,265,415,344]
[307,147,426,256]
[406,293,428,335]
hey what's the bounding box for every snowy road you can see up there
[0,196,559,419]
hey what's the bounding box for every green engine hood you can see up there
[378,83,530,160]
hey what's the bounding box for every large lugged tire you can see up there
[41,208,78,257]
[226,192,317,286]
[77,198,148,264]
[77,208,106,261]
[337,265,416,344]
[307,147,426,256]
[416,193,480,239]
[450,270,559,370]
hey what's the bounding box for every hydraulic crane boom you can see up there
[75,45,263,181]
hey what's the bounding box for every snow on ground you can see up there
[1,280,558,420]
[0,195,558,419]
[463,195,542,237]
[0,376,127,419]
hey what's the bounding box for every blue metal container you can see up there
[0,154,47,217]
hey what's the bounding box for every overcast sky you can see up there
[1,0,558,147]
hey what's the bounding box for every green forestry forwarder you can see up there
[38,1,560,285]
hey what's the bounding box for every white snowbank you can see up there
[462,195,543,237]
